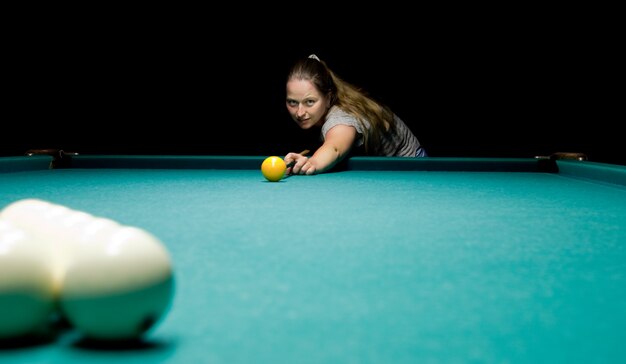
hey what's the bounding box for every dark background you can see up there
[4,8,623,165]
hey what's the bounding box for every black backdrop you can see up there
[4,9,622,165]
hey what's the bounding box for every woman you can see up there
[284,54,426,175]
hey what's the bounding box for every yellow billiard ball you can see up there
[261,156,286,182]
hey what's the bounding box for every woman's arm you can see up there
[285,125,357,175]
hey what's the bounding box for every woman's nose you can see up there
[296,105,306,117]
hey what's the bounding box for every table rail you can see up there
[3,155,625,187]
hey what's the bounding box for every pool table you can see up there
[1,154,626,363]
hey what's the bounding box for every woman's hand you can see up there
[284,150,316,175]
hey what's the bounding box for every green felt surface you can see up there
[1,157,626,363]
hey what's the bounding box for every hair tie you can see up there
[308,54,321,61]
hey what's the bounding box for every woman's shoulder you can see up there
[323,106,363,134]
[327,106,353,119]
[322,106,367,147]
[326,106,359,124]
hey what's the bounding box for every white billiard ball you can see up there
[59,225,175,341]
[1,199,175,341]
[0,219,56,339]
[0,199,87,296]
[0,199,61,230]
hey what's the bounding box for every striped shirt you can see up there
[321,106,424,157]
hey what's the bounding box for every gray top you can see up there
[321,106,422,157]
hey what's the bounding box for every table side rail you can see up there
[62,156,557,172]
[0,156,53,173]
[556,160,626,187]
[7,156,624,184]
[345,157,557,172]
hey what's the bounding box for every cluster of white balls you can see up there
[0,198,174,341]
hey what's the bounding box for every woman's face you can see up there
[286,79,330,130]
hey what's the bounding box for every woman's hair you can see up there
[287,54,395,154]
